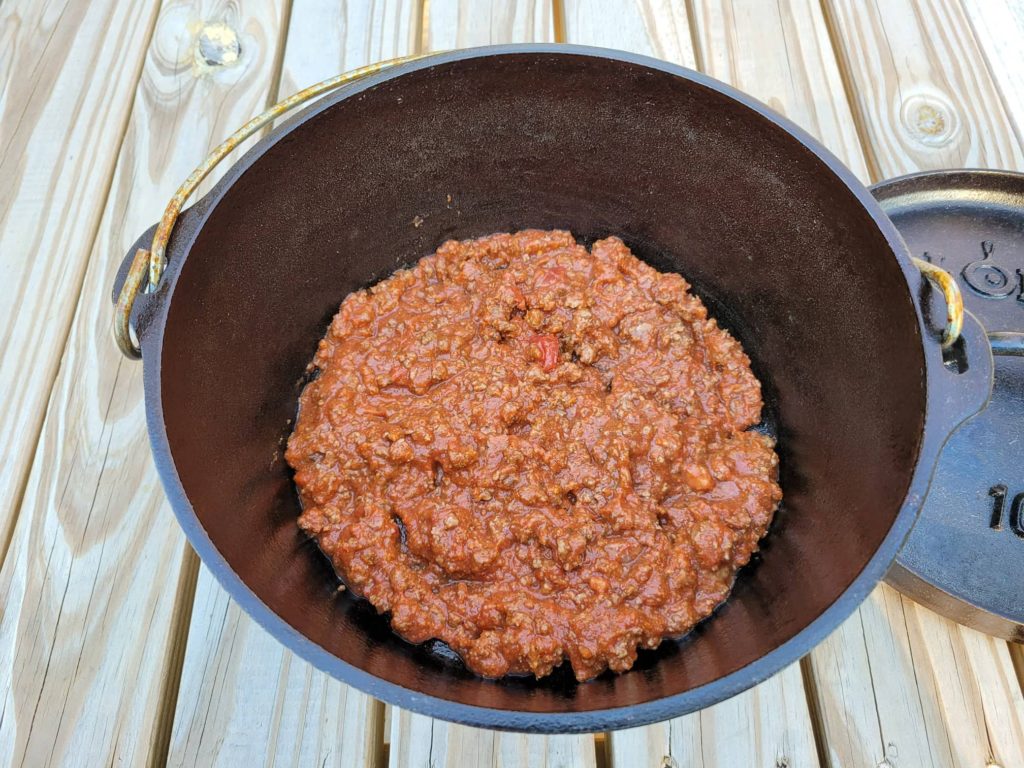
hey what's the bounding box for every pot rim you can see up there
[139,43,953,732]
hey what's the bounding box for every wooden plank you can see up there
[808,586,954,768]
[560,2,828,764]
[909,607,1024,766]
[809,1,1024,766]
[167,2,420,765]
[387,5,599,765]
[424,0,553,49]
[608,665,818,767]
[1011,643,1024,695]
[823,0,1024,178]
[568,1,1022,765]
[0,1,289,765]
[961,0,1024,149]
[810,584,1024,768]
[277,0,422,97]
[168,567,386,768]
[561,0,696,68]
[809,590,1024,767]
[0,0,163,563]
[688,0,868,179]
[389,709,596,768]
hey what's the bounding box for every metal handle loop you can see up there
[911,257,964,350]
[114,53,433,359]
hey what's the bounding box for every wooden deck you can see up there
[1,0,1022,765]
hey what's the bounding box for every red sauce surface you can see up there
[287,230,780,681]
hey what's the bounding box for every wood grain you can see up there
[561,0,696,68]
[277,0,421,97]
[424,0,554,48]
[389,710,596,768]
[961,0,1024,150]
[1012,643,1024,697]
[807,587,951,768]
[823,0,1024,179]
[812,585,1024,767]
[0,1,289,764]
[166,2,421,765]
[608,664,819,767]
[909,606,1024,767]
[168,567,386,767]
[810,1,1024,766]
[0,0,163,565]
[808,591,1024,767]
[688,0,868,179]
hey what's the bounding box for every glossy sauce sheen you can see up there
[287,231,781,681]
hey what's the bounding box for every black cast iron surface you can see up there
[877,170,1024,641]
[113,45,992,732]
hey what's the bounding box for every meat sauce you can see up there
[286,230,780,681]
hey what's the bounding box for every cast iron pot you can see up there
[112,45,995,732]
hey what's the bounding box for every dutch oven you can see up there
[111,45,1019,732]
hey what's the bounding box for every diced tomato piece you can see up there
[509,283,526,309]
[535,266,568,289]
[531,334,560,372]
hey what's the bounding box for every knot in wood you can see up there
[194,22,241,70]
[901,94,958,147]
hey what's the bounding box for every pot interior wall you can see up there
[159,52,925,712]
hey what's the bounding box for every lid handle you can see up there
[911,256,964,351]
[988,331,1024,357]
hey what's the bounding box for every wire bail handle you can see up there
[115,52,972,359]
[114,54,433,359]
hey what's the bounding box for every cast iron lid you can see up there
[876,169,1024,640]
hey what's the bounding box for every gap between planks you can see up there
[799,655,833,768]
[816,0,882,182]
[1011,644,1024,709]
[149,550,201,768]
[0,0,295,764]
[682,0,706,73]
[29,1,1015,765]
[165,2,1024,765]
[373,699,389,768]
[147,0,299,759]
[551,0,567,43]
